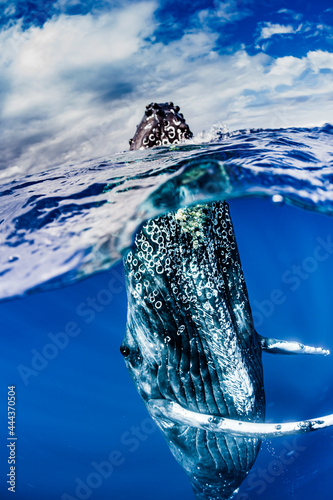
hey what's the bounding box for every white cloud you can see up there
[4,4,16,16]
[0,3,332,179]
[267,55,307,79]
[307,50,333,73]
[277,8,303,21]
[198,0,252,26]
[260,23,295,39]
[0,3,157,174]
[3,4,155,116]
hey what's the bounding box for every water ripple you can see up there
[0,124,332,301]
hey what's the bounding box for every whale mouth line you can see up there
[147,398,333,439]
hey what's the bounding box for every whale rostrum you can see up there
[129,101,193,150]
[122,102,332,500]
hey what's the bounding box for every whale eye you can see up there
[120,345,130,357]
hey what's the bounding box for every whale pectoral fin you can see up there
[148,399,333,439]
[258,334,330,356]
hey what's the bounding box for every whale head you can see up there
[129,101,193,150]
[121,201,265,500]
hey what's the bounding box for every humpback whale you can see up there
[121,102,332,499]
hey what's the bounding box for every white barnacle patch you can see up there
[174,206,207,249]
[203,301,214,313]
[233,303,246,327]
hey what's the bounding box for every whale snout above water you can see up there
[129,101,193,150]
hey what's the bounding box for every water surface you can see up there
[0,125,333,499]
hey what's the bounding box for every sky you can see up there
[0,0,333,175]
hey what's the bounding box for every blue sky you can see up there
[0,0,332,175]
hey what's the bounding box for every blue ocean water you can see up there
[0,125,333,499]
